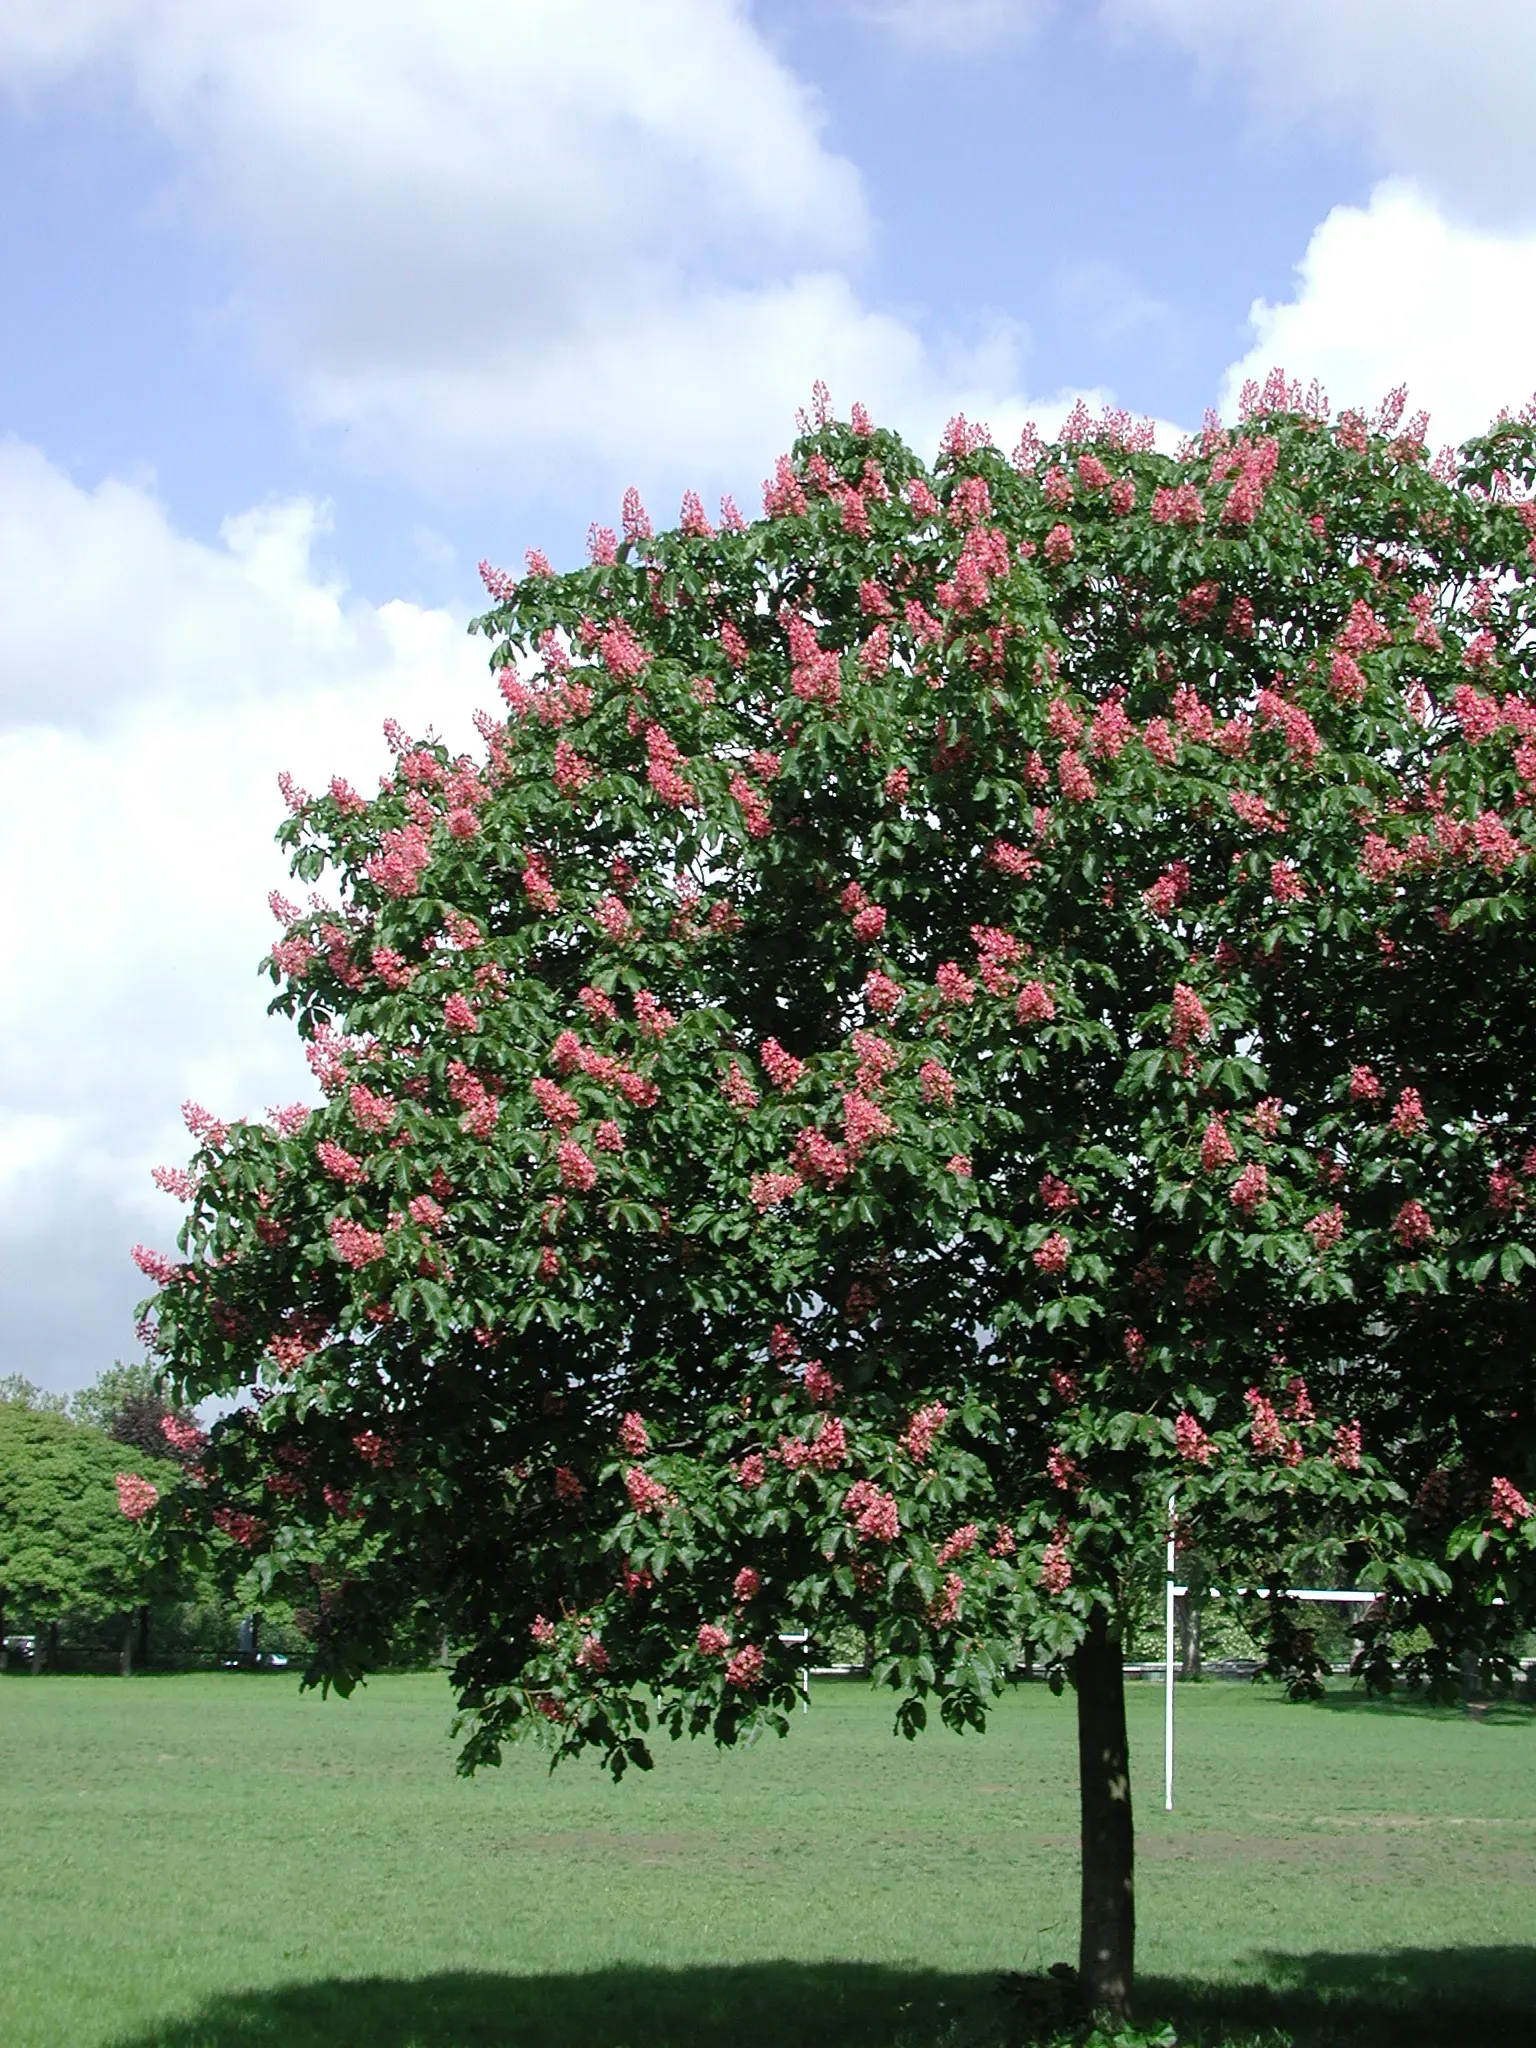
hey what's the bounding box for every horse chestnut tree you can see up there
[135,377,1536,2017]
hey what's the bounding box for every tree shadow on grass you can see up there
[1305,1689,1536,1726]
[1145,1943,1536,2046]
[108,1948,1536,2048]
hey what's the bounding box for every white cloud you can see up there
[1220,181,1536,447]
[0,440,490,1390]
[1108,0,1536,226]
[0,1,1099,498]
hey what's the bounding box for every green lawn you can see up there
[0,1671,1530,2047]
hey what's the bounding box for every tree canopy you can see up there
[134,376,1536,2015]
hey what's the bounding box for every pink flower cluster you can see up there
[761,1038,805,1089]
[318,1140,367,1187]
[115,1473,159,1520]
[329,1217,387,1268]
[1491,1476,1532,1528]
[843,1479,899,1543]
[1174,1411,1212,1465]
[697,1623,731,1656]
[902,1402,948,1462]
[1230,1161,1269,1215]
[625,1466,670,1516]
[936,1523,979,1566]
[366,824,432,899]
[1039,1526,1072,1595]
[725,1643,764,1689]
[131,1245,182,1287]
[1033,1231,1071,1274]
[717,1061,760,1113]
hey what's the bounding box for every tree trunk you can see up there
[136,1604,150,1670]
[120,1617,134,1678]
[1075,1608,1135,2020]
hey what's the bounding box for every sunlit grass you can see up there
[0,1671,1530,2045]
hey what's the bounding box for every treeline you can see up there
[0,1368,440,1674]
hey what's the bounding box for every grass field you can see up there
[0,1671,1531,2048]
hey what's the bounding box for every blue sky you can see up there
[4,0,1536,1391]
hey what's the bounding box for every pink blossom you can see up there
[1046,698,1084,746]
[317,1140,368,1187]
[1245,1388,1287,1456]
[761,1039,806,1089]
[1039,1173,1077,1212]
[945,1153,973,1179]
[182,1100,229,1148]
[1250,1097,1283,1139]
[1046,1447,1078,1492]
[1142,863,1191,917]
[578,985,618,1026]
[151,1166,197,1203]
[160,1415,207,1456]
[591,895,631,945]
[625,1466,670,1516]
[864,970,903,1016]
[1043,522,1075,566]
[919,1059,955,1107]
[1329,651,1368,705]
[736,1452,766,1489]
[790,1129,849,1186]
[366,824,433,899]
[407,1194,444,1231]
[1174,1411,1212,1465]
[1089,700,1133,760]
[115,1472,159,1520]
[725,1643,764,1688]
[1033,1231,1071,1275]
[697,1623,731,1656]
[1393,1200,1434,1249]
[612,1411,651,1459]
[349,1084,396,1136]
[1039,1527,1072,1596]
[1348,1065,1382,1103]
[329,1217,387,1268]
[1169,983,1211,1050]
[750,1171,803,1211]
[1230,1162,1269,1214]
[557,1141,598,1192]
[443,993,478,1034]
[1016,981,1056,1025]
[802,1361,840,1405]
[520,852,560,915]
[1306,1204,1345,1250]
[593,1120,624,1154]
[1270,859,1307,904]
[842,1092,895,1155]
[531,1078,579,1129]
[902,1403,948,1462]
[1391,1087,1427,1137]
[1333,1421,1363,1472]
[936,961,976,1005]
[1491,1476,1532,1528]
[719,1063,760,1113]
[845,1481,900,1544]
[212,1508,262,1548]
[1200,1116,1236,1171]
[1150,482,1205,527]
[1057,750,1094,801]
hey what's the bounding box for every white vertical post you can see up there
[1164,1490,1176,1812]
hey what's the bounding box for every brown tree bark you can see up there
[1075,1607,1135,2020]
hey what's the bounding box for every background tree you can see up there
[72,1360,199,1464]
[136,378,1536,2019]
[0,1403,173,1670]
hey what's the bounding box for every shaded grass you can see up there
[0,1672,1530,2046]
